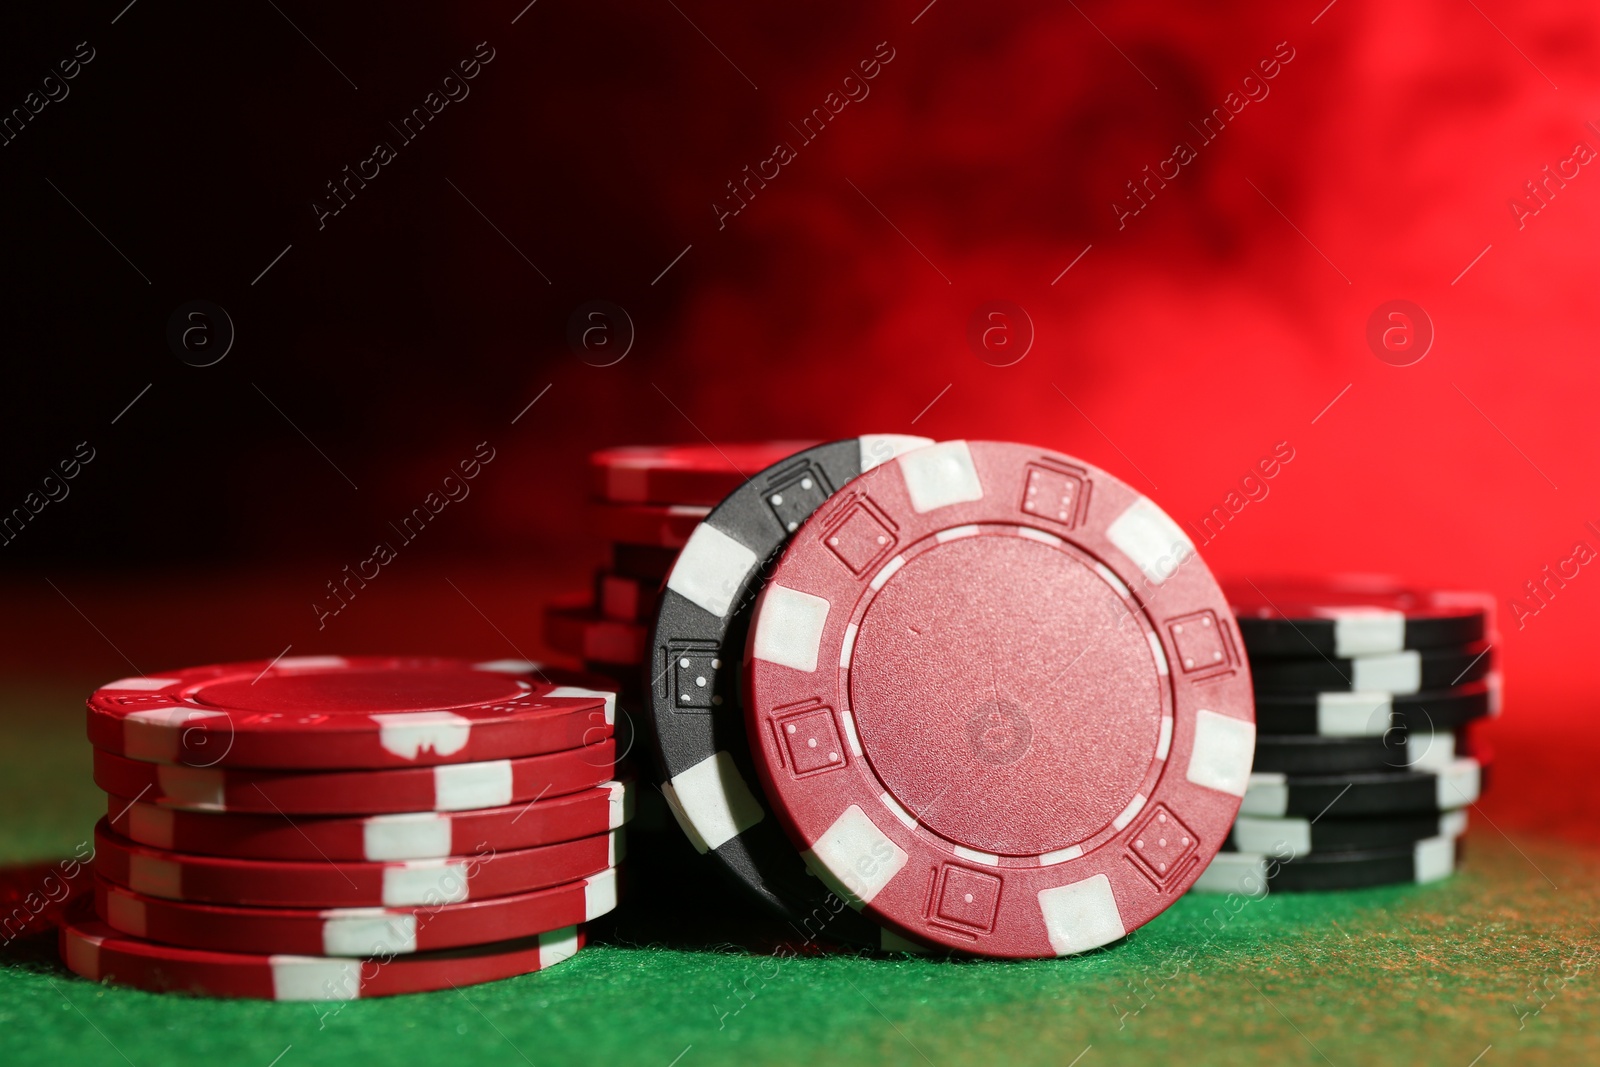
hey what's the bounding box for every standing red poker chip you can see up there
[60,907,586,1000]
[744,441,1256,958]
[92,738,616,814]
[92,819,623,907]
[589,441,817,505]
[85,657,614,770]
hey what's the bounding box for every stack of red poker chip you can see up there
[65,656,629,999]
[550,442,817,686]
[546,443,816,832]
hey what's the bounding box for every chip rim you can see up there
[93,868,618,955]
[85,657,614,770]
[1227,581,1492,657]
[1250,642,1494,694]
[1239,757,1482,817]
[91,818,623,907]
[104,779,634,860]
[91,738,617,815]
[59,908,586,1000]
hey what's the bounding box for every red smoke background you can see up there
[3,2,1596,835]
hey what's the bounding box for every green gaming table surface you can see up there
[3,678,1598,1067]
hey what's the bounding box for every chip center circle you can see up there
[194,668,527,716]
[846,532,1165,857]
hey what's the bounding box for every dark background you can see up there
[1,1,1595,750]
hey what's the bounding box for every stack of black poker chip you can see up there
[1193,580,1497,894]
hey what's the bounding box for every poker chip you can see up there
[92,739,616,814]
[597,571,661,623]
[1252,730,1456,775]
[1230,809,1466,856]
[588,502,710,549]
[590,441,815,505]
[1472,740,1497,795]
[1240,758,1480,818]
[92,819,622,907]
[743,440,1256,957]
[1194,836,1458,893]
[543,601,647,666]
[646,435,933,946]
[1228,581,1491,657]
[95,869,618,956]
[85,657,613,770]
[61,909,584,1000]
[577,660,647,700]
[106,780,633,861]
[1250,642,1493,694]
[611,543,681,583]
[0,860,94,940]
[1252,677,1497,736]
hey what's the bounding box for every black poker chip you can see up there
[1250,642,1493,694]
[644,435,933,947]
[1252,679,1496,736]
[1227,581,1491,658]
[1241,759,1481,818]
[1197,836,1458,893]
[1229,810,1466,855]
[1252,730,1457,775]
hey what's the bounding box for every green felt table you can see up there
[3,678,1597,1067]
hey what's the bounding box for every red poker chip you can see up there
[94,867,618,956]
[596,571,661,623]
[744,441,1255,958]
[611,543,681,582]
[543,600,646,666]
[60,907,585,1000]
[86,657,614,770]
[0,859,95,940]
[589,441,816,505]
[92,819,622,907]
[105,780,633,861]
[92,738,615,815]
[576,661,646,703]
[588,502,710,549]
